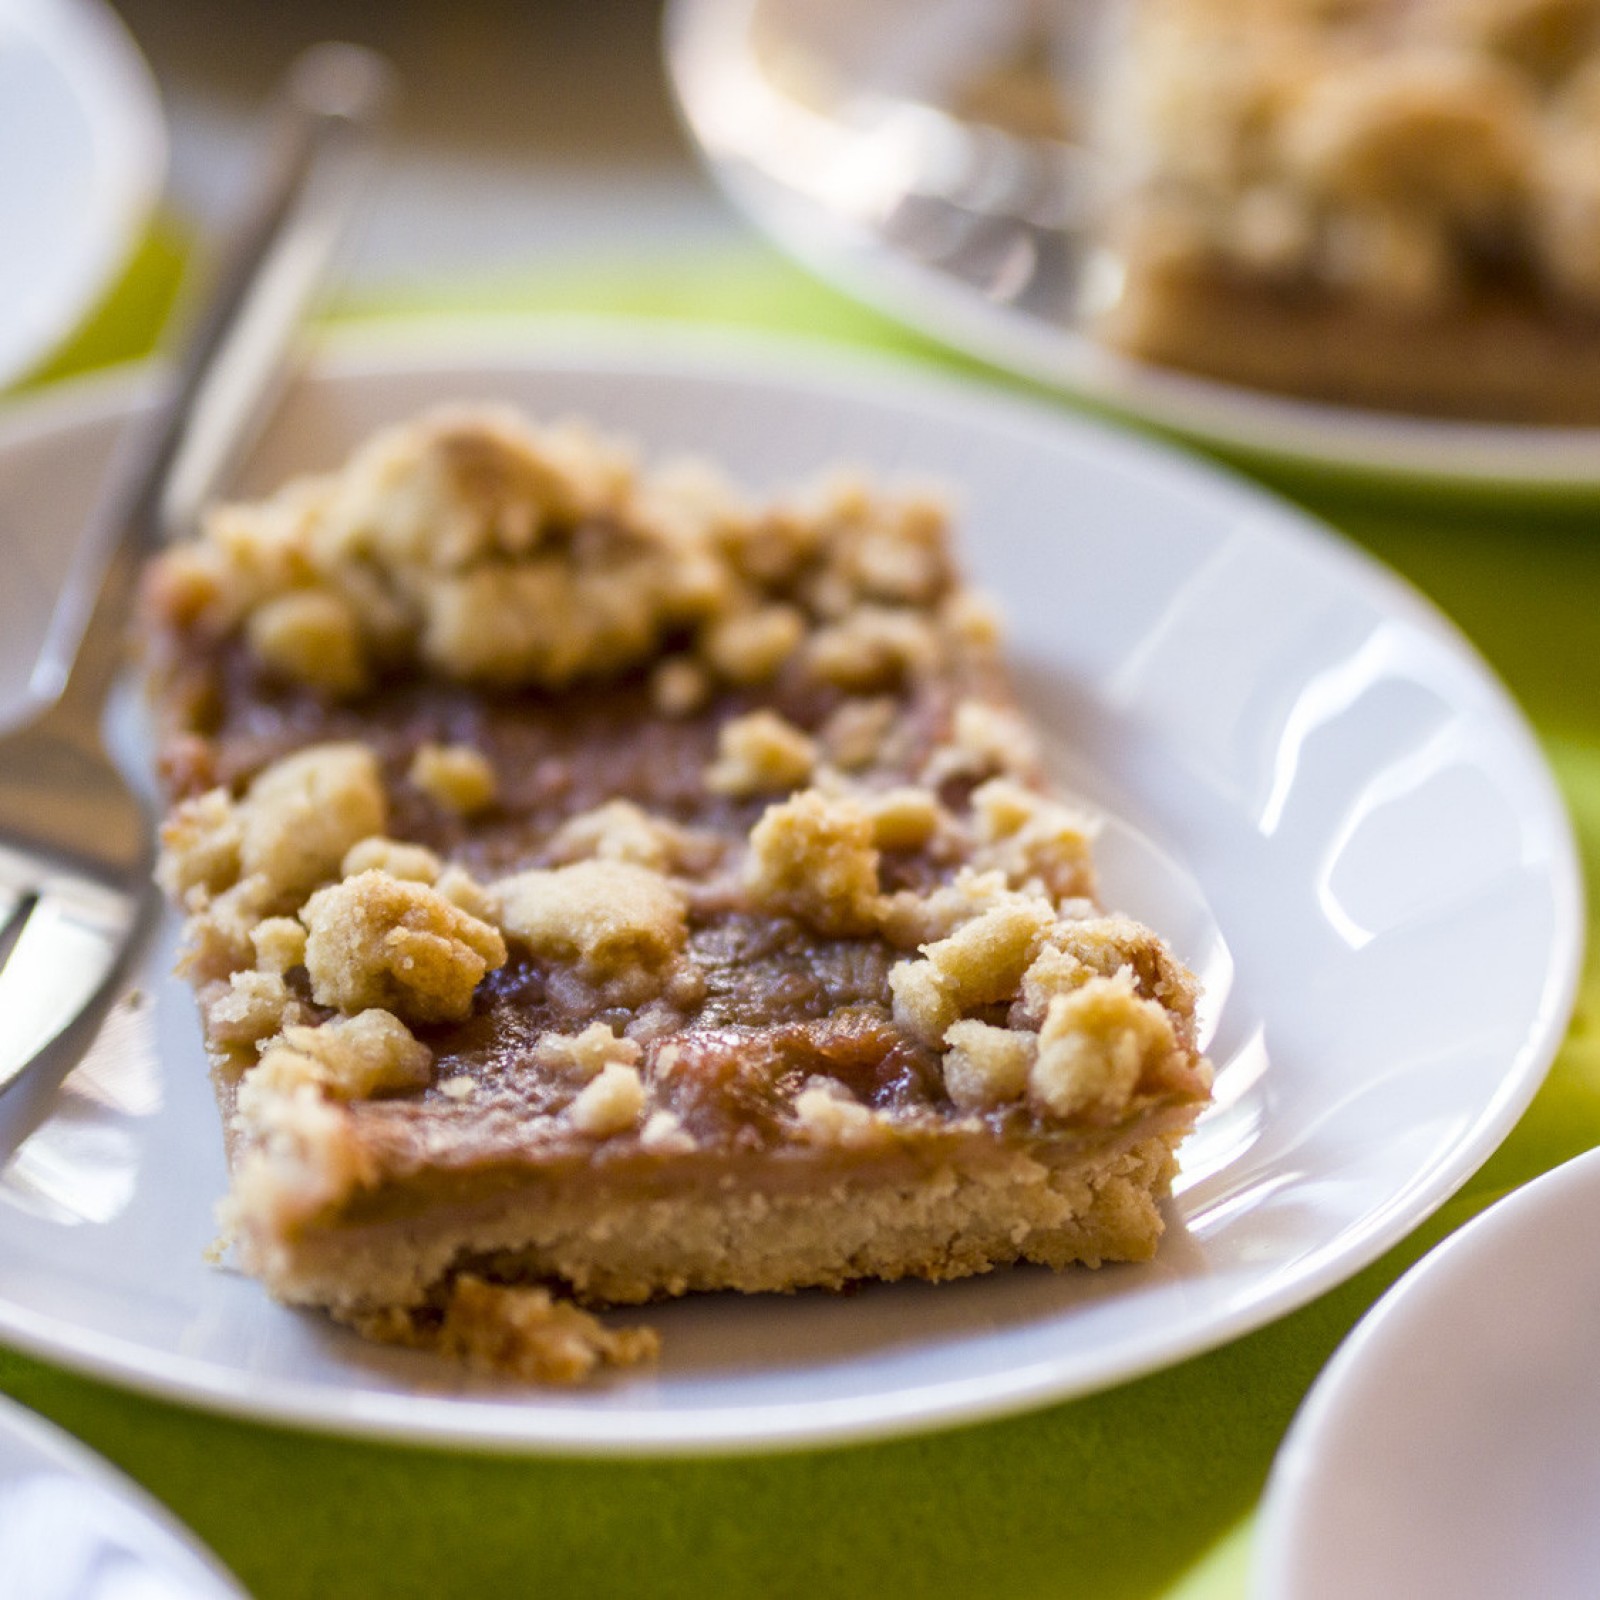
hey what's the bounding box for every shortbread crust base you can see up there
[240,1127,1186,1318]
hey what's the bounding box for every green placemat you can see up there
[3,237,1597,1600]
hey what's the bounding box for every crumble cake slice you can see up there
[1096,0,1600,420]
[142,405,1212,1383]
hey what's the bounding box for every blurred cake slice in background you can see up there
[1095,0,1600,420]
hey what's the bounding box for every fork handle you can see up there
[28,42,395,726]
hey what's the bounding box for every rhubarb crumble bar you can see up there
[1097,0,1600,420]
[143,405,1212,1384]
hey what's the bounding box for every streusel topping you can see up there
[148,408,1209,1239]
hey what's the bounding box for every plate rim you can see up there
[0,0,168,389]
[1251,1143,1600,1600]
[0,318,1583,1455]
[663,0,1600,491]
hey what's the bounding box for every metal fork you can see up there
[0,43,393,1119]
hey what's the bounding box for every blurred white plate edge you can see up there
[0,1391,244,1599]
[0,0,166,389]
[665,0,1600,491]
[1254,1144,1600,1600]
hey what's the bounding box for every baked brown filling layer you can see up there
[176,651,1202,1171]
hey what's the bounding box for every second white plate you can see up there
[0,0,165,389]
[0,1394,243,1599]
[0,323,1581,1453]
[1256,1146,1600,1600]
[666,0,1600,488]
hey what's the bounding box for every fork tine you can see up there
[0,844,38,931]
[0,889,26,951]
[0,882,141,1099]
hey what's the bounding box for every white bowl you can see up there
[1257,1146,1600,1600]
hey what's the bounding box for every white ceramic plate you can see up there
[0,323,1580,1454]
[0,1392,244,1598]
[0,0,165,390]
[1255,1145,1600,1600]
[665,0,1600,489]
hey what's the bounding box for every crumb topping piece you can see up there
[792,1078,891,1147]
[409,742,498,816]
[433,864,499,922]
[971,779,1097,901]
[300,870,507,1023]
[545,801,692,873]
[865,787,945,852]
[819,696,897,770]
[155,788,242,900]
[238,744,387,901]
[158,747,370,931]
[251,917,307,975]
[1029,973,1181,1123]
[249,1010,434,1104]
[436,1277,659,1384]
[699,602,805,685]
[743,789,881,937]
[204,969,308,1049]
[532,1022,643,1079]
[341,836,443,883]
[924,700,1039,787]
[650,656,711,717]
[493,860,688,999]
[566,1061,647,1136]
[889,897,1056,1046]
[157,744,388,984]
[224,1084,376,1234]
[941,1019,1036,1111]
[805,605,938,690]
[705,709,817,797]
[247,590,367,695]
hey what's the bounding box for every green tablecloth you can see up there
[4,236,1599,1600]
